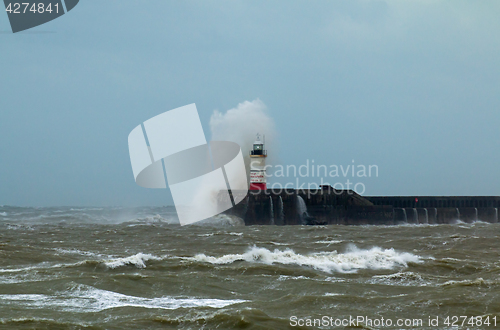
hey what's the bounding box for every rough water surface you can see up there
[0,206,499,329]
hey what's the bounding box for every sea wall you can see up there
[221,188,500,225]
[365,196,500,208]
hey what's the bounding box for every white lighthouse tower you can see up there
[249,133,267,190]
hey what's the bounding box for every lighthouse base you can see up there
[249,183,267,190]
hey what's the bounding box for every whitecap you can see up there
[54,248,100,257]
[371,271,428,286]
[471,220,491,225]
[0,263,63,274]
[185,245,423,273]
[277,275,309,281]
[269,242,290,246]
[314,240,343,245]
[104,253,161,269]
[0,253,163,277]
[441,278,492,287]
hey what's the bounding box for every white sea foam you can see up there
[277,275,309,281]
[186,245,423,273]
[0,272,58,285]
[0,212,7,216]
[324,277,347,283]
[371,271,428,286]
[104,253,161,269]
[441,278,491,287]
[471,220,490,225]
[0,317,65,325]
[198,231,243,237]
[0,263,64,274]
[0,285,246,312]
[54,248,100,257]
[124,214,177,225]
[314,240,343,245]
[0,253,164,274]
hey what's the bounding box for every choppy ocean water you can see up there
[0,206,499,329]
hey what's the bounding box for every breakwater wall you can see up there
[221,188,500,225]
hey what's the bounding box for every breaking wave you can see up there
[0,253,164,274]
[185,245,422,273]
[103,253,161,269]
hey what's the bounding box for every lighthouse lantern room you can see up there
[249,133,267,190]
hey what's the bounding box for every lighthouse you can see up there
[249,133,267,190]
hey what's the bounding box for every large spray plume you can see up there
[187,100,276,223]
[210,99,277,177]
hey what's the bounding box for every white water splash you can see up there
[186,245,422,273]
[210,99,275,152]
[209,99,277,174]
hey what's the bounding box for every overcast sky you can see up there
[1,0,499,206]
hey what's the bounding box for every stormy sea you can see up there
[0,206,499,329]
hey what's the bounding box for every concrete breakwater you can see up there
[220,186,500,225]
